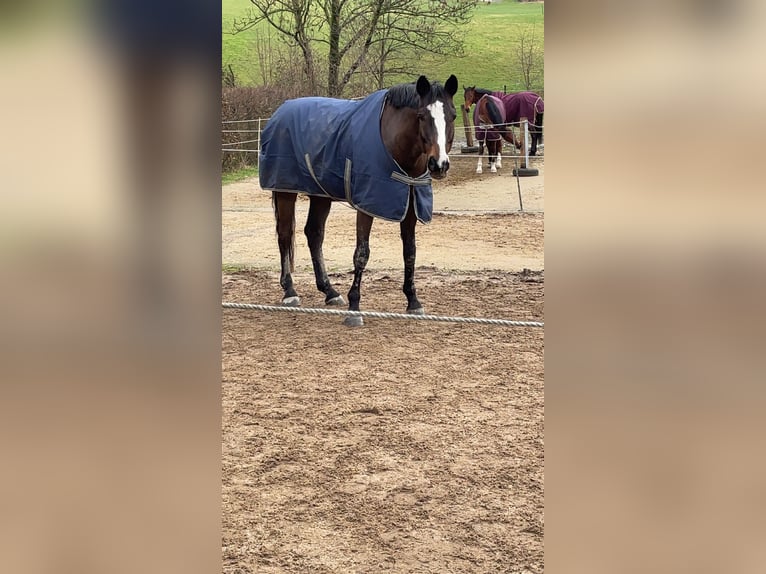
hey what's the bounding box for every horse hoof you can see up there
[407,307,425,315]
[496,160,502,168]
[282,296,300,307]
[326,295,346,306]
[343,315,364,327]
[476,167,483,174]
[490,165,497,173]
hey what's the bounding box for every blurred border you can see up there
[547,1,766,572]
[0,1,222,573]
[4,0,766,572]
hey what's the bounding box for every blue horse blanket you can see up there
[259,89,433,223]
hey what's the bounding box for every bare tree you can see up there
[516,24,543,91]
[222,64,237,88]
[235,0,477,97]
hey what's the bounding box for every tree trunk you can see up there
[327,0,342,97]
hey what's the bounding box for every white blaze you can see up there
[426,101,449,168]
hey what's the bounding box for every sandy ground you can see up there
[222,156,544,573]
[223,157,544,273]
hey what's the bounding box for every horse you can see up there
[463,86,544,173]
[259,75,458,326]
[470,93,508,174]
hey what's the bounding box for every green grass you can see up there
[425,1,544,94]
[222,0,543,94]
[222,1,262,86]
[222,263,253,273]
[222,165,259,185]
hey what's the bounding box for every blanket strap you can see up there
[390,172,432,186]
[304,153,332,197]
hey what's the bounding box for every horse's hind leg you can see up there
[400,198,423,314]
[489,140,498,173]
[344,211,374,327]
[476,140,484,173]
[496,141,503,168]
[305,196,344,305]
[273,192,300,306]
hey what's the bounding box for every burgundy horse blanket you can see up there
[474,91,544,142]
[473,94,506,142]
[259,89,434,223]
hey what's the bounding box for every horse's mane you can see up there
[473,87,493,97]
[387,81,449,109]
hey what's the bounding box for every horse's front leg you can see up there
[531,113,543,155]
[400,199,423,315]
[502,128,520,150]
[529,127,540,156]
[344,211,373,327]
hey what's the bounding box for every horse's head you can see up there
[463,86,477,113]
[382,74,457,180]
[415,74,458,180]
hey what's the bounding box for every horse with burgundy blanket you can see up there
[463,87,544,173]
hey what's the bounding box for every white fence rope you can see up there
[223,302,543,328]
[224,138,260,146]
[222,118,263,124]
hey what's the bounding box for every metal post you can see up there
[256,118,262,166]
[524,119,530,169]
[517,116,529,169]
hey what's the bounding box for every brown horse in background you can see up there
[468,91,514,173]
[464,86,544,173]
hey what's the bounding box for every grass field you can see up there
[222,165,259,185]
[222,0,544,94]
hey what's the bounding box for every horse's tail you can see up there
[485,98,505,131]
[484,97,514,145]
[272,191,295,273]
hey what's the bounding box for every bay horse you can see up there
[259,75,458,326]
[463,86,544,173]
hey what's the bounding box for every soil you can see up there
[222,158,544,573]
[223,157,544,273]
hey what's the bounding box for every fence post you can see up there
[461,107,474,147]
[524,118,530,169]
[518,116,528,169]
[512,117,539,178]
[256,118,262,167]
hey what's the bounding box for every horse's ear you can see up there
[416,76,430,98]
[445,75,458,97]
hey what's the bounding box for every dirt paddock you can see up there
[223,159,545,573]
